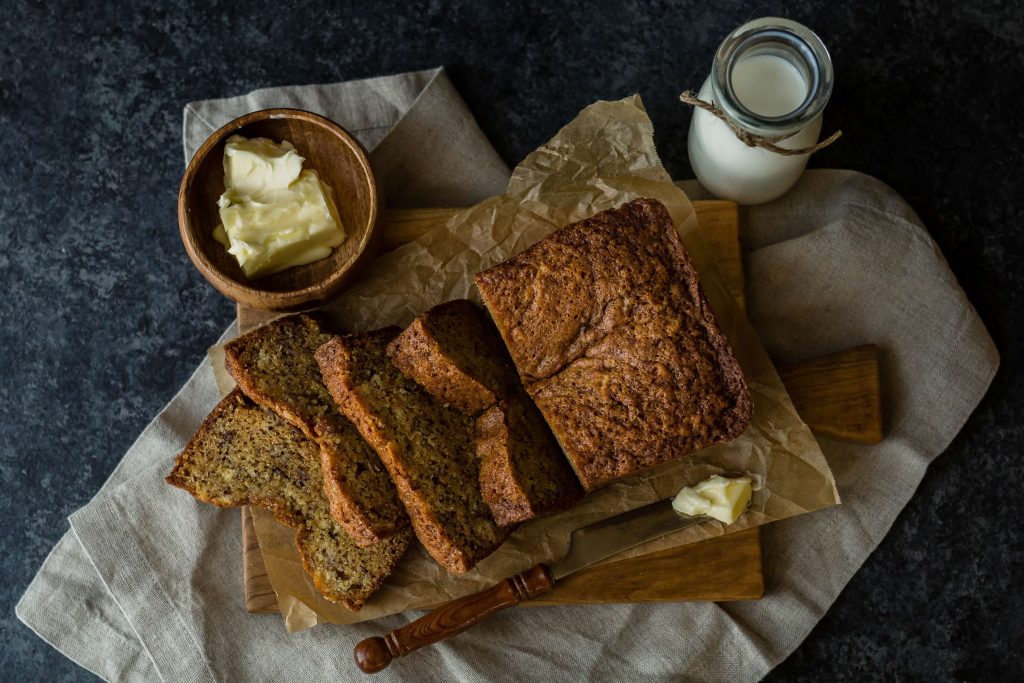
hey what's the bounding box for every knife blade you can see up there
[354,500,708,673]
[550,498,704,580]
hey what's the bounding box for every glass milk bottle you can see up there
[687,18,835,205]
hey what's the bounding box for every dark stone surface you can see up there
[1,0,1020,680]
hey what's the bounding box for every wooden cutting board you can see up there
[236,200,883,613]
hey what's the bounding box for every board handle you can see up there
[354,563,554,673]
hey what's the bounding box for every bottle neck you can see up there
[710,18,833,138]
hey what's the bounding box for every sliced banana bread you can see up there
[166,390,412,610]
[475,198,752,491]
[224,314,407,546]
[314,415,405,547]
[388,299,582,525]
[315,329,509,573]
[386,300,515,414]
[476,386,583,526]
[224,314,333,439]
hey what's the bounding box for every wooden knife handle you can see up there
[354,563,554,673]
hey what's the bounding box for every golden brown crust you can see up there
[389,300,583,525]
[314,415,405,547]
[475,198,752,491]
[475,405,533,525]
[386,300,512,415]
[166,390,411,609]
[475,389,583,526]
[316,330,509,574]
[223,314,408,546]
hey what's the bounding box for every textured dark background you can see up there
[2,0,1021,680]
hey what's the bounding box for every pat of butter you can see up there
[213,135,346,279]
[672,475,752,524]
[223,135,304,195]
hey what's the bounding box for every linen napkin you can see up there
[17,66,998,682]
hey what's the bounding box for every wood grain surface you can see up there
[779,345,884,444]
[241,506,280,613]
[235,200,881,613]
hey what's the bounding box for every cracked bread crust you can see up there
[316,329,509,574]
[165,390,412,610]
[474,198,752,491]
[223,314,408,547]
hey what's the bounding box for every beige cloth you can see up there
[17,67,998,682]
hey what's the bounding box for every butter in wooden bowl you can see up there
[213,135,347,279]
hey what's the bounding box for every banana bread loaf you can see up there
[315,329,509,573]
[474,198,752,491]
[224,314,407,547]
[166,390,412,610]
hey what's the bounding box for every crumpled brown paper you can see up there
[227,95,838,632]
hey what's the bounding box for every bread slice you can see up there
[224,314,333,439]
[166,390,412,610]
[475,198,752,491]
[224,314,407,547]
[386,300,515,415]
[313,415,404,546]
[315,329,509,573]
[388,299,582,525]
[476,386,583,526]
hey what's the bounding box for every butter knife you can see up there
[354,499,707,673]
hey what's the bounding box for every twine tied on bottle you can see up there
[679,90,842,156]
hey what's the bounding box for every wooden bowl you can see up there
[178,109,378,311]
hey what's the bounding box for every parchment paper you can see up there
[227,95,838,631]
